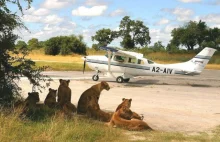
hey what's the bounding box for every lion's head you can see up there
[48,88,57,98]
[101,81,110,91]
[59,79,70,87]
[26,92,40,104]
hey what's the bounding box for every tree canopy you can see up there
[0,0,49,105]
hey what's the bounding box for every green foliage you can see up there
[91,28,118,47]
[119,16,150,49]
[45,35,87,56]
[0,0,50,106]
[28,38,39,49]
[170,20,220,51]
[91,44,99,51]
[15,40,27,50]
[151,41,165,52]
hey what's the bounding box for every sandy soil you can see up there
[18,70,220,133]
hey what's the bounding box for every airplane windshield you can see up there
[148,60,154,64]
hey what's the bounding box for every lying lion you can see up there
[77,81,110,114]
[116,98,143,120]
[107,98,153,131]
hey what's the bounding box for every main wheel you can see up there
[116,76,124,83]
[123,78,130,83]
[92,75,99,81]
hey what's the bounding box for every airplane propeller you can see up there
[83,56,86,74]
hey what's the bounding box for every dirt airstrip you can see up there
[18,70,220,133]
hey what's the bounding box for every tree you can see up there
[28,38,39,49]
[45,35,87,55]
[91,28,118,47]
[15,40,27,50]
[0,0,49,106]
[170,20,208,50]
[119,16,150,49]
[203,27,220,50]
[152,41,165,51]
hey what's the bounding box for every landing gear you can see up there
[92,75,99,81]
[123,78,130,83]
[116,76,124,83]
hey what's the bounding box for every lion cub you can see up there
[44,88,57,108]
[77,81,110,114]
[58,79,71,106]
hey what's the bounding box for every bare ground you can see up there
[18,70,220,133]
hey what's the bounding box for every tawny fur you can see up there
[86,96,112,122]
[116,98,143,120]
[77,81,110,114]
[57,79,72,107]
[108,106,153,131]
[44,88,57,108]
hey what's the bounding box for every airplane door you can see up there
[112,55,126,73]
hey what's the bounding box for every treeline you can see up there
[92,16,220,52]
[16,35,87,55]
[16,16,220,56]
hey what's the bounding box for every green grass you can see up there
[0,110,220,142]
[35,61,92,71]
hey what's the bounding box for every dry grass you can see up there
[0,110,220,142]
[27,49,220,71]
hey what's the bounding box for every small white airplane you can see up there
[82,46,216,83]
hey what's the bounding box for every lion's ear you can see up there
[67,80,70,84]
[122,98,125,101]
[49,88,52,91]
[129,99,132,102]
[28,92,31,96]
[59,79,62,83]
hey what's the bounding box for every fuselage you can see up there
[85,55,200,78]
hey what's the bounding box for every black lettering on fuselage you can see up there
[152,67,173,74]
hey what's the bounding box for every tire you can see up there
[92,75,99,81]
[123,78,130,83]
[116,76,124,83]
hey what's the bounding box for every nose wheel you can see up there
[116,76,130,83]
[92,75,99,81]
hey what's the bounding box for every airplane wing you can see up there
[99,46,143,59]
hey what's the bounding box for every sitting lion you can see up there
[107,106,153,131]
[86,96,112,122]
[57,79,72,107]
[116,98,143,120]
[77,81,110,114]
[25,92,40,109]
[44,88,57,108]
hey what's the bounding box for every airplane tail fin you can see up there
[189,47,216,72]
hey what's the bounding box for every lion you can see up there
[57,79,71,107]
[62,102,77,117]
[116,98,143,120]
[44,88,57,108]
[86,96,112,122]
[25,92,40,109]
[107,106,153,131]
[77,81,110,114]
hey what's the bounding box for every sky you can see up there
[13,0,220,47]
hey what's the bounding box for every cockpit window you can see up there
[114,55,126,62]
[148,60,154,64]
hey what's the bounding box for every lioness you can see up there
[44,88,57,108]
[25,92,40,109]
[77,81,110,114]
[107,106,153,131]
[116,98,143,120]
[87,96,112,122]
[58,79,71,107]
